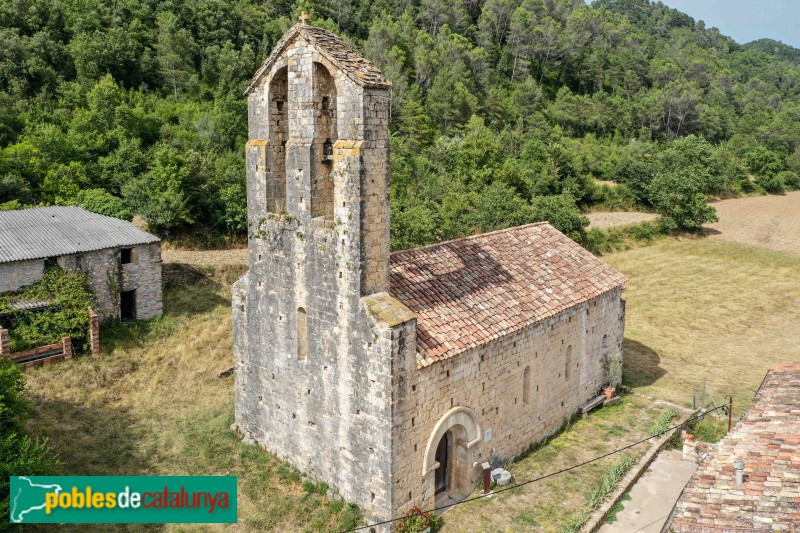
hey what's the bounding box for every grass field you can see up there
[21,226,800,531]
[605,237,800,414]
[440,396,674,532]
[23,265,361,532]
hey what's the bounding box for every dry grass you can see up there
[604,237,800,414]
[21,228,800,531]
[23,264,361,532]
[585,212,659,229]
[441,395,665,532]
[706,191,800,255]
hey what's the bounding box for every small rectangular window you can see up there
[121,248,133,264]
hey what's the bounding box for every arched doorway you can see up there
[423,407,481,506]
[434,431,450,495]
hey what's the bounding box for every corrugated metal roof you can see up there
[6,299,51,311]
[0,206,159,263]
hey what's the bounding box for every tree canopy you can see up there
[1,0,799,245]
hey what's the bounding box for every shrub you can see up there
[0,267,96,352]
[590,183,638,211]
[396,505,443,533]
[757,173,786,193]
[648,169,718,231]
[0,357,58,524]
[530,193,589,242]
[777,170,800,191]
[67,188,133,220]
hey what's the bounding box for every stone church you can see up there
[232,17,627,528]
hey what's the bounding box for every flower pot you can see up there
[603,387,616,399]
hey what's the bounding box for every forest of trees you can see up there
[1,0,799,249]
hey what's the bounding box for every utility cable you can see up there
[341,405,726,532]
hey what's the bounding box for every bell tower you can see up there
[232,15,400,526]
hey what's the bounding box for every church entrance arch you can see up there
[423,407,481,504]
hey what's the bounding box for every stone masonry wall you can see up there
[58,242,163,321]
[390,287,626,516]
[120,242,164,320]
[0,259,44,293]
[234,30,395,526]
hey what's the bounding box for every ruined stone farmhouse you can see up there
[232,19,627,527]
[0,206,163,321]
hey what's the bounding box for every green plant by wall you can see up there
[604,351,623,385]
[0,267,96,352]
[648,408,678,437]
[396,505,443,533]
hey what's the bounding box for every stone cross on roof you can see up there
[300,11,310,25]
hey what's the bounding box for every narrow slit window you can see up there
[565,345,573,381]
[297,307,308,361]
[523,366,531,405]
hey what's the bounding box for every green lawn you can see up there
[441,396,670,532]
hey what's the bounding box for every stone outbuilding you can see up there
[232,19,626,529]
[0,206,163,321]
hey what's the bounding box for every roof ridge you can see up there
[390,222,551,258]
[245,23,389,96]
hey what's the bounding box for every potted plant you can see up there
[603,385,616,399]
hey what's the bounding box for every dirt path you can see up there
[162,248,248,266]
[587,212,659,228]
[706,191,800,255]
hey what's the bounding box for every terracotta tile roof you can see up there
[389,223,626,364]
[245,23,390,96]
[670,363,800,532]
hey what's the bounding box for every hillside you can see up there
[743,38,800,64]
[1,0,799,249]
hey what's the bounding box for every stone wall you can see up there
[234,30,395,526]
[235,23,628,531]
[58,242,163,321]
[390,287,626,516]
[0,259,44,293]
[120,242,163,320]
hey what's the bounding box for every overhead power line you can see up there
[342,405,726,532]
